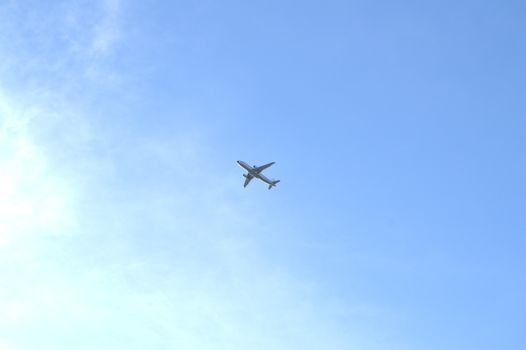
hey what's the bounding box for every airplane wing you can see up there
[254,162,275,173]
[243,174,253,187]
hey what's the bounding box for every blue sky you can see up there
[0,1,525,349]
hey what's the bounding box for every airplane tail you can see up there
[268,180,280,190]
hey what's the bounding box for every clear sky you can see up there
[1,1,525,349]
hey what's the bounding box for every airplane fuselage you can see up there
[237,160,256,173]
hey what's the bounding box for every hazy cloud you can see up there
[0,1,358,349]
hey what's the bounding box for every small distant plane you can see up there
[237,160,280,190]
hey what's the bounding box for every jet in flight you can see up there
[237,160,280,190]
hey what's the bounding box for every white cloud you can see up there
[0,339,18,350]
[90,0,121,55]
[0,0,124,91]
[0,84,354,348]
[0,2,362,349]
[0,93,78,246]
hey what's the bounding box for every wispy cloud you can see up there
[0,0,124,91]
[90,0,122,56]
[0,2,359,349]
[0,92,78,246]
[0,94,350,348]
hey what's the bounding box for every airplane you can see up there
[237,160,280,190]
